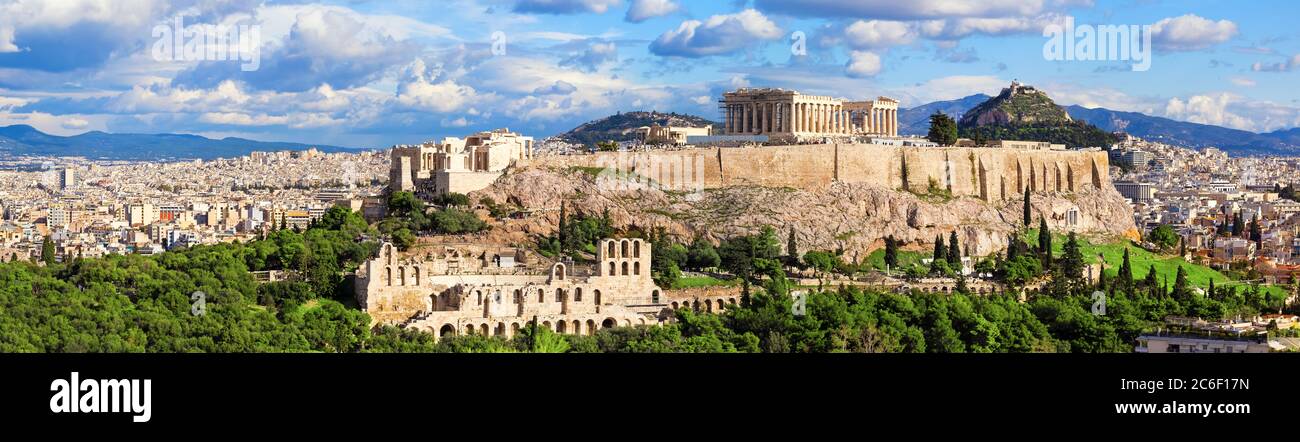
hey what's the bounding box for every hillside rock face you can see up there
[471,165,1137,259]
[959,82,1072,128]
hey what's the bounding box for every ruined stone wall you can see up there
[529,144,1112,200]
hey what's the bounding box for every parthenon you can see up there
[720,88,899,138]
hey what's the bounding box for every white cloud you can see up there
[1150,14,1238,51]
[1163,93,1300,133]
[845,51,882,78]
[1230,77,1256,87]
[392,59,485,114]
[514,0,623,15]
[752,0,1048,21]
[1251,54,1300,72]
[649,9,783,57]
[842,20,917,49]
[626,0,680,23]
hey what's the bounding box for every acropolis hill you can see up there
[473,142,1136,260]
[534,143,1110,200]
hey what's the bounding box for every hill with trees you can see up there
[554,111,718,146]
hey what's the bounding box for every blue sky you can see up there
[0,0,1298,149]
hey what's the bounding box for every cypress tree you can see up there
[1038,217,1052,269]
[1022,190,1032,228]
[884,235,898,268]
[932,234,947,263]
[1119,248,1133,291]
[947,231,961,268]
[787,226,799,264]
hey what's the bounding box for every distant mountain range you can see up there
[0,125,361,161]
[555,111,719,146]
[899,94,1300,155]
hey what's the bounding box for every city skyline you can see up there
[0,1,1298,150]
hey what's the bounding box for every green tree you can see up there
[803,251,837,278]
[1038,218,1052,269]
[1023,190,1032,228]
[1172,266,1190,300]
[786,226,799,267]
[686,237,721,270]
[1147,224,1179,250]
[926,112,958,146]
[947,231,961,269]
[41,236,55,266]
[884,235,899,269]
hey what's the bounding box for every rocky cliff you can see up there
[470,163,1138,259]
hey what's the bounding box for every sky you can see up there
[0,0,1298,149]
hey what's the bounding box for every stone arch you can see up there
[633,240,641,258]
[464,324,475,335]
[555,288,565,302]
[728,298,737,305]
[652,289,660,304]
[608,261,616,275]
[602,318,616,329]
[514,289,522,303]
[556,320,568,334]
[439,324,456,338]
[593,289,602,305]
[537,288,544,303]
[542,320,553,331]
[574,287,583,302]
[479,324,489,335]
[621,240,630,257]
[398,267,406,286]
[572,320,581,335]
[633,261,641,276]
[494,323,505,336]
[385,267,392,286]
[705,299,714,312]
[384,243,394,265]
[412,266,420,286]
[607,240,617,257]
[671,301,679,309]
[692,300,700,311]
[476,290,483,305]
[586,319,596,335]
[621,261,629,275]
[553,263,566,280]
[511,322,521,336]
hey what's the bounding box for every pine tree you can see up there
[1208,278,1216,300]
[947,231,961,269]
[1007,234,1020,260]
[1232,211,1244,237]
